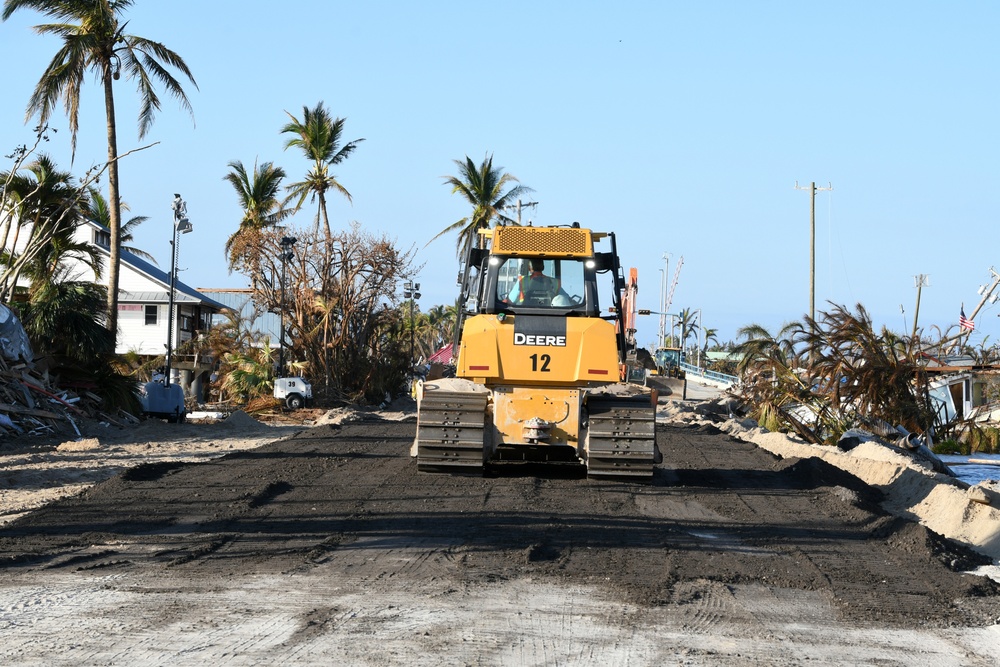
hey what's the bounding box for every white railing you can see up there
[680,361,737,388]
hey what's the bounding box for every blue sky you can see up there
[2,1,999,348]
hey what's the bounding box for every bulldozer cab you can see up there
[450,224,626,364]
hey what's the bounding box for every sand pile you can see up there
[222,409,266,430]
[659,392,1000,560]
[695,414,1000,561]
[313,401,416,427]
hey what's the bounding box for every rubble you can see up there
[0,359,135,440]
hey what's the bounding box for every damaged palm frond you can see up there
[220,339,276,403]
[801,303,936,436]
[734,303,938,445]
[731,320,825,440]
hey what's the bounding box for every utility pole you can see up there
[512,199,538,225]
[795,181,833,323]
[911,274,929,345]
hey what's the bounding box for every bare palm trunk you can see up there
[318,191,330,238]
[104,70,122,352]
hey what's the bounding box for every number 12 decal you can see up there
[530,353,551,372]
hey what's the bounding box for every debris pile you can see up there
[0,304,136,441]
[0,357,137,440]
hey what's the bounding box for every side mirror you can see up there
[468,247,487,268]
[592,252,615,272]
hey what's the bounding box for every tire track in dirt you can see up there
[1,417,998,633]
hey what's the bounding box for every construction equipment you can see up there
[654,347,685,378]
[413,223,659,481]
[141,377,187,423]
[649,346,687,399]
[273,376,313,410]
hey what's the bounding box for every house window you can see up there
[145,305,158,325]
[93,229,111,247]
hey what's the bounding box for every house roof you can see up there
[428,343,455,365]
[84,220,229,311]
[119,290,205,304]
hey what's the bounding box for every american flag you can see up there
[960,305,975,331]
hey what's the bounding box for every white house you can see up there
[73,220,229,397]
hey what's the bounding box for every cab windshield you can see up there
[495,257,586,309]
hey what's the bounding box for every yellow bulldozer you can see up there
[412,223,660,481]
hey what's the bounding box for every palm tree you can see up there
[732,321,812,435]
[424,303,454,353]
[281,102,364,238]
[0,153,98,298]
[223,159,292,283]
[800,303,935,436]
[202,307,267,364]
[18,273,111,363]
[432,154,533,256]
[220,340,276,403]
[3,0,197,345]
[702,327,719,359]
[83,186,156,264]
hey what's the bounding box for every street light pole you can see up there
[696,308,703,369]
[278,236,297,377]
[165,194,192,387]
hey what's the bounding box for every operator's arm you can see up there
[506,278,521,303]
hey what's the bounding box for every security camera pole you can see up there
[165,194,192,387]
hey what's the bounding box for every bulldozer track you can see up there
[414,381,489,474]
[584,396,658,481]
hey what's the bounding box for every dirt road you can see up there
[1,415,999,665]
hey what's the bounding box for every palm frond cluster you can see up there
[403,301,459,362]
[432,154,534,257]
[733,303,937,445]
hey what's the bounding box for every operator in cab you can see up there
[508,258,560,305]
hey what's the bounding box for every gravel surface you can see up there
[0,405,999,664]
